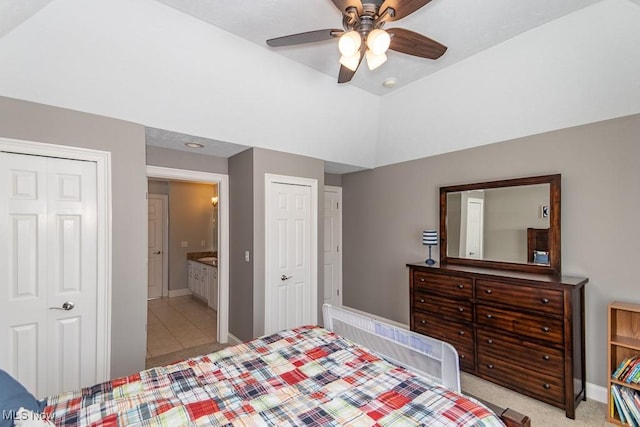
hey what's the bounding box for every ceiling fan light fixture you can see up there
[338,31,361,56]
[367,29,390,55]
[339,53,360,71]
[365,50,387,70]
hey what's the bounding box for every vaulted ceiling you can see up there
[1,0,639,172]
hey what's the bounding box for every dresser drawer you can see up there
[413,271,473,298]
[476,305,563,344]
[477,329,564,374]
[456,344,475,372]
[413,292,473,322]
[476,280,563,314]
[478,353,565,405]
[413,312,473,349]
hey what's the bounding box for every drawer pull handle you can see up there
[457,284,464,289]
[541,298,550,304]
[543,355,550,361]
[419,298,425,303]
[543,383,551,390]
[420,320,426,324]
[542,326,550,332]
[487,364,494,369]
[420,278,425,282]
[486,314,493,319]
[458,307,464,312]
[485,289,493,294]
[458,331,465,336]
[460,354,466,359]
[487,339,493,344]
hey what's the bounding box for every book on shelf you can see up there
[614,355,640,383]
[622,387,640,424]
[626,361,640,384]
[614,355,636,379]
[611,384,640,426]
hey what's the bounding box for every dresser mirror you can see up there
[439,174,561,274]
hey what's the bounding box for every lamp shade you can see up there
[338,31,362,57]
[339,53,360,71]
[367,29,390,55]
[422,230,438,246]
[365,50,387,70]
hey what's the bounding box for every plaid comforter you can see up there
[44,326,504,426]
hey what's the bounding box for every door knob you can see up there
[281,275,292,281]
[49,301,75,311]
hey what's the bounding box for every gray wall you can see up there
[146,145,229,173]
[325,173,342,187]
[228,149,255,341]
[0,96,148,378]
[341,113,640,388]
[228,148,325,341]
[148,180,169,195]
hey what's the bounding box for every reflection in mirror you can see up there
[446,184,550,264]
[440,174,561,275]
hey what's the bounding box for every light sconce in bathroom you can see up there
[211,197,218,207]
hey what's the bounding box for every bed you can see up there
[3,305,529,427]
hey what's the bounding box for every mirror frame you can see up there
[439,174,561,275]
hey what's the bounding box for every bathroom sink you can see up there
[197,257,216,266]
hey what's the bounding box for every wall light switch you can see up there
[244,251,250,262]
[181,241,188,248]
[201,240,206,247]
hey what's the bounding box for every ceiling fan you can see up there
[266,0,447,84]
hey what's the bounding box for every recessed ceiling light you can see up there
[185,142,204,149]
[382,78,397,88]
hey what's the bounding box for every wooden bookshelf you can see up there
[608,301,640,425]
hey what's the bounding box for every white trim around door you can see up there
[146,166,229,344]
[0,137,112,384]
[264,173,318,334]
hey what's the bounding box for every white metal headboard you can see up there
[322,304,461,392]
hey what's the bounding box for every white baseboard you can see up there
[587,381,607,403]
[226,333,243,346]
[168,288,192,298]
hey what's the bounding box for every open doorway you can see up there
[146,180,218,361]
[145,166,229,367]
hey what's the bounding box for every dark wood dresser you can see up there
[408,262,588,419]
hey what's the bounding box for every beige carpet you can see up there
[461,372,615,426]
[145,341,230,369]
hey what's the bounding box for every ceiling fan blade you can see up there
[329,0,362,15]
[338,65,356,84]
[266,29,343,47]
[379,0,432,22]
[337,48,365,83]
[388,28,447,59]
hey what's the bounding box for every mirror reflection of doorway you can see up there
[463,197,484,259]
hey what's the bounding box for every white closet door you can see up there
[0,152,97,398]
[323,187,342,307]
[265,181,313,335]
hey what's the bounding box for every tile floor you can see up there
[146,295,218,358]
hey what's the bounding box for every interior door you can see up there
[0,152,98,398]
[265,179,315,335]
[323,186,342,307]
[147,195,165,299]
[465,198,484,259]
